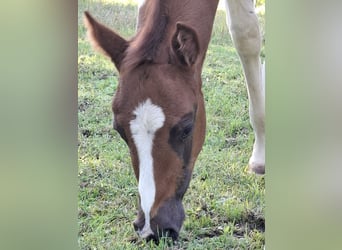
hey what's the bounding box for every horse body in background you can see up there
[84,0,264,241]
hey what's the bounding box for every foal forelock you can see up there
[129,98,165,237]
[124,0,168,72]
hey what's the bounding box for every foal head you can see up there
[84,8,207,240]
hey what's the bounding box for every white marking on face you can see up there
[129,98,165,238]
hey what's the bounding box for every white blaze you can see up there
[129,98,165,238]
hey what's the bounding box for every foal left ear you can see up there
[171,23,200,67]
[83,11,128,71]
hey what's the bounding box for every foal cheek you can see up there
[190,100,206,170]
[129,144,140,180]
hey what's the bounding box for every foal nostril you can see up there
[133,214,145,233]
[133,221,139,232]
[133,197,184,241]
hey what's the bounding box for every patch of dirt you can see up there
[78,99,92,112]
[92,72,113,80]
[79,181,89,188]
[81,129,92,138]
[229,210,265,238]
[225,137,238,147]
[231,127,250,137]
[78,210,88,218]
[196,227,224,239]
[192,208,264,240]
[245,210,265,232]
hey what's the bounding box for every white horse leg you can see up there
[224,0,265,174]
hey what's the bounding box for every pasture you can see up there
[78,0,265,249]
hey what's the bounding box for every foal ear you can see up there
[83,11,128,71]
[171,23,200,67]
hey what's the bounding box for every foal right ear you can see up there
[171,23,200,67]
[83,11,128,71]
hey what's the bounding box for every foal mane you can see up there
[123,0,169,71]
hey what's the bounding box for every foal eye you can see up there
[181,124,193,140]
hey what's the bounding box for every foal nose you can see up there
[133,197,185,241]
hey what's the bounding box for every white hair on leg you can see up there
[224,0,265,174]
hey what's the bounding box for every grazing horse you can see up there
[84,0,265,241]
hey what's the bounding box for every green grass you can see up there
[78,0,265,249]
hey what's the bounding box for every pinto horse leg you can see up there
[224,0,265,174]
